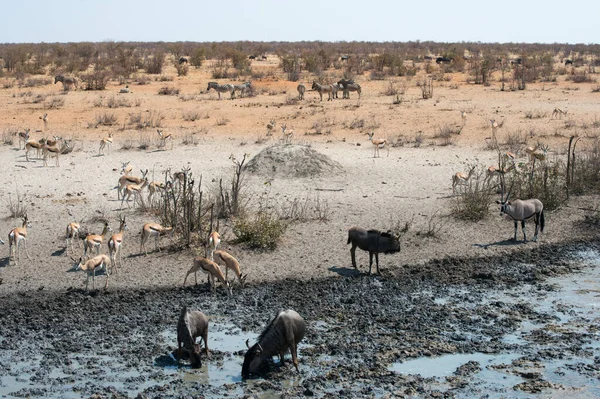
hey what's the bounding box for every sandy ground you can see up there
[0,60,599,293]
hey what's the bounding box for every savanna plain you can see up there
[0,42,599,398]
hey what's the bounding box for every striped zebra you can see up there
[233,82,252,98]
[297,84,306,100]
[54,75,78,91]
[337,79,362,99]
[311,81,334,101]
[207,82,235,100]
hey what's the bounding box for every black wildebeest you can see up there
[177,306,209,368]
[178,57,188,65]
[347,227,400,274]
[496,187,545,242]
[242,309,305,379]
[436,56,452,64]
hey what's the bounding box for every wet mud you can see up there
[1,239,599,398]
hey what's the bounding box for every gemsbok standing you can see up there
[206,82,235,100]
[496,188,545,242]
[8,214,31,266]
[347,227,400,275]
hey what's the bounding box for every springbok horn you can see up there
[246,339,251,349]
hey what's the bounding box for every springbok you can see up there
[177,306,209,367]
[108,215,128,273]
[117,169,148,200]
[25,139,43,161]
[8,214,31,266]
[65,222,81,256]
[233,82,252,98]
[208,231,220,260]
[120,177,149,209]
[347,227,400,275]
[525,144,549,163]
[18,128,30,149]
[43,141,62,167]
[297,84,305,100]
[73,255,110,291]
[99,133,113,155]
[206,82,235,100]
[490,119,499,133]
[140,223,174,255]
[484,164,514,185]
[157,129,173,150]
[83,221,112,259]
[366,132,389,158]
[460,111,467,126]
[54,75,78,91]
[552,108,567,119]
[311,81,334,101]
[266,119,276,136]
[337,79,362,99]
[39,113,49,131]
[148,181,166,203]
[281,124,293,144]
[121,161,133,176]
[452,166,476,194]
[183,257,232,295]
[213,250,247,287]
[496,187,545,242]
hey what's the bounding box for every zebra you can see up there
[337,79,361,99]
[233,82,252,98]
[297,84,305,100]
[207,82,235,100]
[54,75,78,91]
[311,81,334,101]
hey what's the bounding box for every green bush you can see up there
[452,173,495,221]
[233,211,288,250]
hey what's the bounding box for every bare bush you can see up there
[46,96,65,109]
[158,86,179,95]
[182,110,200,121]
[6,190,29,218]
[95,112,118,126]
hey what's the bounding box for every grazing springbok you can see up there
[148,181,166,203]
[140,223,174,255]
[551,108,568,119]
[120,177,149,209]
[337,79,362,99]
[108,215,128,273]
[73,255,110,291]
[83,221,112,259]
[206,82,235,100]
[266,119,276,136]
[208,231,221,260]
[213,250,247,287]
[281,124,293,144]
[297,84,305,100]
[233,82,252,98]
[525,144,549,163]
[54,75,78,91]
[311,81,334,101]
[25,139,44,161]
[157,129,173,150]
[347,227,400,275]
[65,222,81,256]
[496,188,545,242]
[8,214,31,266]
[18,128,30,149]
[177,306,209,368]
[183,257,232,295]
[366,132,389,158]
[242,309,305,379]
[452,165,476,194]
[99,133,113,155]
[117,169,148,200]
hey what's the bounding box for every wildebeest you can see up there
[347,227,400,274]
[178,57,188,64]
[436,57,452,64]
[242,309,305,379]
[496,188,545,242]
[249,55,256,60]
[177,306,209,368]
[565,59,573,66]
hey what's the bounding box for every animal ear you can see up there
[495,200,501,204]
[507,201,511,205]
[246,339,251,349]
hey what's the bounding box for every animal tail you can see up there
[540,210,545,233]
[347,231,352,245]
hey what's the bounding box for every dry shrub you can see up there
[106,96,132,108]
[233,210,288,250]
[6,190,29,218]
[46,96,65,109]
[452,172,494,221]
[95,112,118,126]
[128,110,164,129]
[183,110,200,121]
[158,86,179,95]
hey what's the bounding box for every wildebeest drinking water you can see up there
[177,306,209,368]
[242,309,305,379]
[347,227,400,274]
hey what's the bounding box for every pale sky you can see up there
[2,0,598,44]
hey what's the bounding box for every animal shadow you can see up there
[0,257,10,268]
[52,248,66,256]
[474,238,527,250]
[329,266,361,277]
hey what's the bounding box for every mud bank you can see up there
[1,240,599,398]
